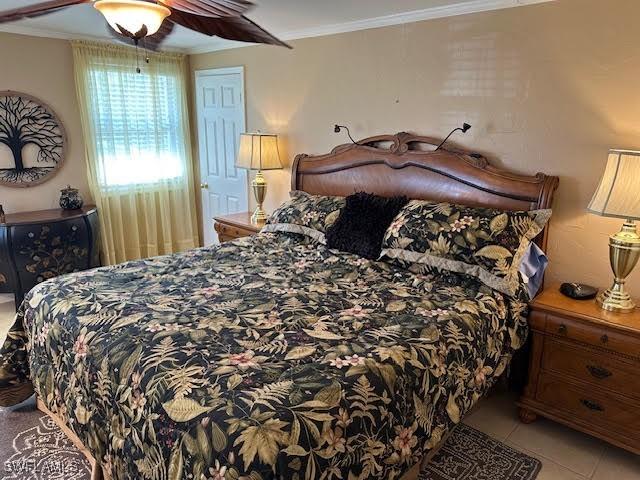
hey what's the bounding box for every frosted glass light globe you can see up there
[94,0,170,36]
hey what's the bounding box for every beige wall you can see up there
[190,0,640,297]
[0,32,91,214]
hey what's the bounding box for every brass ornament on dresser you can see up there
[236,133,283,224]
[588,149,640,313]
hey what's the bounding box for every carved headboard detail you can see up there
[291,132,559,250]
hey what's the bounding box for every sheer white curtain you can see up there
[72,41,199,264]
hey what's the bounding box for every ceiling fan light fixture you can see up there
[94,0,170,37]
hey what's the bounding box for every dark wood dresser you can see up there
[518,284,640,455]
[0,206,100,307]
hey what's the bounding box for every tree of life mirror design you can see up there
[0,91,66,187]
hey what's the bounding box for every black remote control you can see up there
[560,283,598,300]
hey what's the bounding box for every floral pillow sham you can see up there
[380,200,552,297]
[262,190,345,244]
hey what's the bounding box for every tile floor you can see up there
[464,390,640,480]
[0,294,639,479]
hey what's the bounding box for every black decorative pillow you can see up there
[326,192,408,260]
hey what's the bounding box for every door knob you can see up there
[200,183,209,189]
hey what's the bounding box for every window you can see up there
[87,64,187,187]
[73,43,199,264]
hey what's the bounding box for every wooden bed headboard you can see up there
[291,132,559,250]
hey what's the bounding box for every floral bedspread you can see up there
[0,233,528,480]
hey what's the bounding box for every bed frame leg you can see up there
[91,466,104,480]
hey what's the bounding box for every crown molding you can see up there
[187,0,555,55]
[0,0,554,55]
[0,23,107,42]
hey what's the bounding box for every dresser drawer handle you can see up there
[557,324,567,335]
[600,334,609,344]
[580,399,604,412]
[586,365,612,380]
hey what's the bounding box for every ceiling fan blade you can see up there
[0,0,90,23]
[108,28,134,48]
[168,11,291,48]
[107,20,176,51]
[159,0,253,17]
[143,20,176,51]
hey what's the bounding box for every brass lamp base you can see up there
[251,170,268,225]
[597,289,636,313]
[251,207,267,224]
[597,220,640,313]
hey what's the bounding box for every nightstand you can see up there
[214,212,264,242]
[518,283,640,455]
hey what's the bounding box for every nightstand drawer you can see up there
[545,313,640,359]
[542,338,640,400]
[215,223,256,239]
[537,372,640,440]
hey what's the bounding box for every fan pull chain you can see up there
[135,42,141,74]
[142,37,150,66]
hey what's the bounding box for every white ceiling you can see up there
[0,0,553,53]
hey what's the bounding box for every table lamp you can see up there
[587,149,640,312]
[236,133,283,224]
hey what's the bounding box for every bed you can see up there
[0,132,558,480]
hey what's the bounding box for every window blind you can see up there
[87,64,185,187]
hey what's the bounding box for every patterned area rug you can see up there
[0,398,90,479]
[1,398,540,480]
[421,424,541,480]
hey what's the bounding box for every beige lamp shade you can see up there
[588,149,640,221]
[236,133,283,171]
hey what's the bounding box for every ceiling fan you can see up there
[0,0,291,52]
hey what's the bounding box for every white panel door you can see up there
[196,67,248,246]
